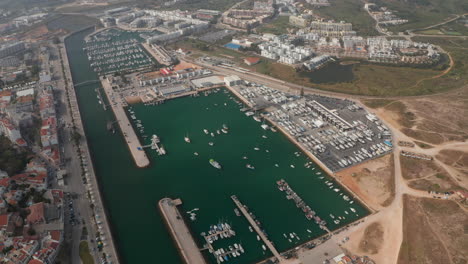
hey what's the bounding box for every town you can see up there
[0,0,467,264]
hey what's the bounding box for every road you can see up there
[55,37,120,264]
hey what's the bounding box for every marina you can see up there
[65,28,370,264]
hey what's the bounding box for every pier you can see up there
[230,195,284,262]
[100,76,150,167]
[158,198,207,264]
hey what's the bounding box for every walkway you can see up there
[230,195,283,261]
[100,77,150,167]
[158,198,207,264]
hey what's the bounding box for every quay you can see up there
[142,43,173,66]
[158,198,207,264]
[61,27,121,264]
[100,76,150,168]
[230,195,284,262]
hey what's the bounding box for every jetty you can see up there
[158,198,207,264]
[100,76,150,167]
[231,195,283,262]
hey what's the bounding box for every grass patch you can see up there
[256,16,293,35]
[46,14,98,32]
[313,0,378,36]
[79,241,94,264]
[414,141,434,149]
[362,99,395,109]
[378,0,468,33]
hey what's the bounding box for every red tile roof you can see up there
[244,57,260,64]
[0,214,8,226]
[28,258,44,264]
[26,202,45,224]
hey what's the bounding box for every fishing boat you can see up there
[209,159,222,169]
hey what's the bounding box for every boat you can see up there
[254,147,260,151]
[307,229,312,233]
[246,164,255,170]
[184,135,191,143]
[209,159,222,169]
[194,152,199,156]
[221,129,228,134]
[208,142,214,146]
[210,132,215,137]
[262,135,267,139]
[253,116,261,122]
[203,129,209,134]
[275,164,279,167]
[256,235,260,241]
[350,207,356,213]
[249,226,253,232]
[290,165,295,168]
[234,208,241,216]
[262,245,266,251]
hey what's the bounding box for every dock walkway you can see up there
[158,198,207,264]
[100,77,150,168]
[231,195,283,261]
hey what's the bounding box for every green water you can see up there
[66,29,368,264]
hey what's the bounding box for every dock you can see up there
[158,198,207,264]
[100,77,150,168]
[230,195,284,262]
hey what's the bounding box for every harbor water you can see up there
[65,29,368,264]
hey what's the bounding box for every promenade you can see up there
[158,198,207,264]
[60,30,120,264]
[100,77,150,168]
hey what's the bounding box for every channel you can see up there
[65,28,369,264]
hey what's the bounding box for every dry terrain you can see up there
[358,222,384,255]
[336,154,395,210]
[398,195,468,264]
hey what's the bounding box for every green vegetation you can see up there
[256,16,293,35]
[46,15,99,32]
[0,136,28,176]
[313,0,378,36]
[164,0,244,11]
[375,0,468,32]
[79,241,94,264]
[415,16,468,36]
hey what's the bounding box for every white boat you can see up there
[184,136,191,143]
[290,165,295,168]
[203,129,209,134]
[253,116,261,122]
[256,235,260,241]
[194,152,199,156]
[262,245,266,251]
[254,147,260,151]
[208,142,214,146]
[350,207,356,213]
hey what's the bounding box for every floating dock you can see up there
[101,77,150,168]
[230,195,284,262]
[158,198,207,264]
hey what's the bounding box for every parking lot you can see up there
[233,83,393,172]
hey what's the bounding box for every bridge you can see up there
[74,79,100,87]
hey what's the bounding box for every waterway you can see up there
[299,62,355,84]
[65,28,368,264]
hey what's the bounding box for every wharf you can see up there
[230,195,284,262]
[158,198,207,264]
[100,77,150,167]
[142,43,172,66]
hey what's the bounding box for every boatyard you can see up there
[66,28,378,264]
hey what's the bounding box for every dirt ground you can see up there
[400,156,459,192]
[365,86,468,145]
[337,154,395,210]
[398,195,468,264]
[358,222,384,255]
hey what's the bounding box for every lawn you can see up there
[256,16,293,35]
[175,36,466,96]
[79,241,94,264]
[313,0,379,36]
[376,0,468,32]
